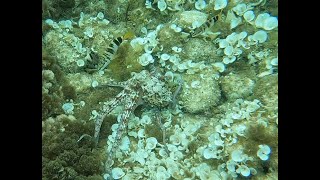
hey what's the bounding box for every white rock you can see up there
[161,53,171,60]
[138,129,145,138]
[165,158,180,176]
[169,55,179,63]
[138,53,154,66]
[224,45,234,56]
[144,44,155,53]
[141,115,152,125]
[62,103,74,114]
[232,3,247,16]
[191,80,201,88]
[231,150,245,162]
[134,149,148,165]
[213,62,225,72]
[226,32,238,45]
[219,39,229,48]
[258,70,273,77]
[246,99,261,112]
[169,134,181,145]
[236,165,250,177]
[167,144,178,152]
[133,167,145,174]
[97,12,104,19]
[128,131,137,138]
[170,150,184,160]
[257,144,271,160]
[45,19,54,26]
[103,173,111,180]
[252,30,268,43]
[270,57,278,66]
[172,46,182,52]
[59,20,72,29]
[243,10,255,22]
[170,23,177,29]
[177,63,188,72]
[191,21,203,29]
[100,19,110,25]
[119,136,130,151]
[84,27,94,38]
[214,0,228,10]
[195,163,212,179]
[230,16,242,29]
[42,70,55,80]
[91,80,99,88]
[234,124,246,136]
[263,16,278,30]
[156,166,170,179]
[250,168,257,175]
[130,37,146,51]
[112,167,125,179]
[145,0,153,9]
[170,132,187,146]
[195,0,206,10]
[158,0,167,11]
[159,148,168,157]
[174,26,182,32]
[220,118,233,127]
[233,48,242,56]
[237,31,248,40]
[223,56,236,64]
[226,10,241,29]
[76,59,85,67]
[141,27,148,34]
[179,10,208,27]
[111,124,119,132]
[227,160,237,172]
[164,71,174,82]
[255,13,270,28]
[203,147,218,159]
[146,137,158,150]
[208,133,224,146]
[183,124,199,136]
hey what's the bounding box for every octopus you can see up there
[92,70,174,176]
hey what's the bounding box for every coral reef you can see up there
[42,0,278,179]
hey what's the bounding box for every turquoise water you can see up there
[42,0,278,179]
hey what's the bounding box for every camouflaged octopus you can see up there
[93,70,173,172]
